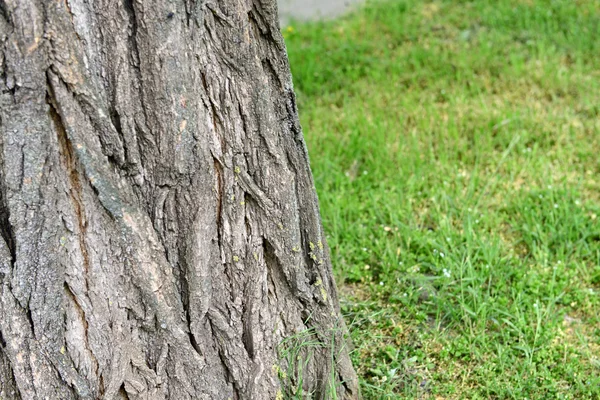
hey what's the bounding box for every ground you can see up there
[277,0,363,26]
[283,0,600,398]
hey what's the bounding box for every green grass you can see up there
[283,0,600,398]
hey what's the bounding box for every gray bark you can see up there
[0,0,358,398]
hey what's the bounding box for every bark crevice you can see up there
[0,177,15,270]
[48,84,102,390]
[0,349,22,400]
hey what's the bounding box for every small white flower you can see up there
[446,237,451,242]
[403,293,408,297]
[362,170,368,175]
[575,200,581,206]
[533,302,539,309]
[554,204,559,209]
[379,281,384,286]
[443,268,451,278]
[362,247,368,252]
[399,261,404,265]
[440,252,445,258]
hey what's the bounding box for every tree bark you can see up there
[0,0,358,398]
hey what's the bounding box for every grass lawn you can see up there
[283,0,600,398]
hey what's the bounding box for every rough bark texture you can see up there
[0,0,358,398]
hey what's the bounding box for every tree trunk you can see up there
[0,0,358,398]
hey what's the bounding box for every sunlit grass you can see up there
[284,0,600,398]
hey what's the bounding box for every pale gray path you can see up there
[278,0,364,26]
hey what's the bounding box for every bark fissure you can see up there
[63,284,93,354]
[48,86,102,389]
[48,91,91,276]
[208,316,243,398]
[0,170,15,269]
[0,347,22,400]
[263,238,298,305]
[0,1,10,24]
[47,73,124,220]
[118,383,129,399]
[179,254,203,358]
[213,157,224,224]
